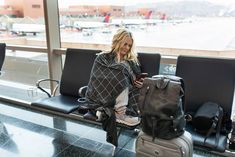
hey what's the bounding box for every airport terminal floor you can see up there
[0,100,233,157]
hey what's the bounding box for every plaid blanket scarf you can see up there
[85,52,140,116]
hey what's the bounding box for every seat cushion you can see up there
[186,124,227,152]
[31,95,79,114]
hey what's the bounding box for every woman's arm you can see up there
[129,61,145,88]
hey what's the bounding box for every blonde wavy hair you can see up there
[108,29,138,63]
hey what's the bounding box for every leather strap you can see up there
[204,118,217,144]
[152,116,157,141]
[204,106,223,149]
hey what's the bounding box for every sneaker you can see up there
[96,111,102,121]
[116,114,140,126]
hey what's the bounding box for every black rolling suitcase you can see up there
[136,131,193,157]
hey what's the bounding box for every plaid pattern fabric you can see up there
[86,53,140,115]
[127,86,140,116]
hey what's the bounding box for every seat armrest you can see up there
[0,71,5,76]
[78,86,88,97]
[36,79,60,97]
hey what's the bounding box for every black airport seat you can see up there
[176,55,235,152]
[31,48,100,113]
[138,52,161,77]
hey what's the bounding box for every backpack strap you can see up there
[151,116,157,141]
[204,118,217,143]
[179,78,185,111]
[204,105,223,149]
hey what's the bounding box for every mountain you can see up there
[126,1,235,17]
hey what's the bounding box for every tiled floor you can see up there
[0,101,234,157]
[0,102,137,157]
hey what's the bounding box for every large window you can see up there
[0,0,48,101]
[0,0,235,102]
[58,0,235,53]
[0,0,46,47]
[0,49,49,101]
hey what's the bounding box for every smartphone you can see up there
[136,73,148,81]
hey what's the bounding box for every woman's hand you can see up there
[134,79,144,88]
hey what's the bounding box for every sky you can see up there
[0,0,235,7]
[57,0,235,7]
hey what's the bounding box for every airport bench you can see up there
[31,48,161,143]
[176,55,235,152]
[32,48,99,113]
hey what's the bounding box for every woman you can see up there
[85,29,143,126]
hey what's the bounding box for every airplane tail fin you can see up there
[145,11,153,19]
[103,13,111,23]
[161,13,166,20]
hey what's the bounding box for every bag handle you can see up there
[153,75,185,110]
[155,77,170,89]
